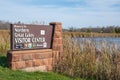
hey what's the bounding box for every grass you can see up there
[0,68,77,80]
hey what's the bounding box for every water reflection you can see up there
[73,37,120,52]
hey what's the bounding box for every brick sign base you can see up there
[7,22,63,72]
[7,49,52,71]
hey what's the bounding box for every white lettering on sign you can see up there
[24,33,34,37]
[42,37,45,42]
[14,28,29,32]
[40,30,45,35]
[43,42,47,48]
[36,44,43,47]
[32,38,45,43]
[15,38,31,43]
[15,33,24,37]
[14,25,27,28]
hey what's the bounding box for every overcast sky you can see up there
[0,0,120,28]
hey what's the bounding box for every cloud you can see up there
[0,0,120,28]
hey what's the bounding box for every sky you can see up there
[0,0,120,28]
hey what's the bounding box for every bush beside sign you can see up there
[10,24,53,50]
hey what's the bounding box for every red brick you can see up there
[53,51,60,63]
[58,38,62,44]
[46,65,52,71]
[58,44,63,51]
[12,55,21,62]
[53,51,59,58]
[48,58,53,65]
[55,25,62,31]
[33,60,42,66]
[34,53,52,59]
[22,54,33,60]
[54,44,63,51]
[34,54,43,59]
[54,32,62,38]
[53,38,58,43]
[10,62,16,70]
[52,44,59,50]
[53,44,63,51]
[53,38,62,44]
[53,51,59,55]
[59,51,63,57]
[46,53,53,58]
[25,60,33,67]
[42,59,49,65]
[14,61,26,69]
[55,28,62,32]
[41,58,53,66]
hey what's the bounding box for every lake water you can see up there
[74,37,120,51]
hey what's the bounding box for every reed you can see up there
[55,35,120,80]
[0,30,10,54]
[63,32,120,38]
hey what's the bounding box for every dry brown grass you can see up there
[0,30,10,54]
[63,32,120,38]
[55,35,120,80]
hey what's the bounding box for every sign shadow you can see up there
[0,55,7,68]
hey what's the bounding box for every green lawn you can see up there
[0,54,87,80]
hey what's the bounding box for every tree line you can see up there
[0,20,120,33]
[0,20,10,30]
[0,20,45,30]
[64,26,120,33]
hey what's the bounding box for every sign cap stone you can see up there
[49,22,62,25]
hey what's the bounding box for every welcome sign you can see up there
[10,24,53,50]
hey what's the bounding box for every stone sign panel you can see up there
[10,24,53,50]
